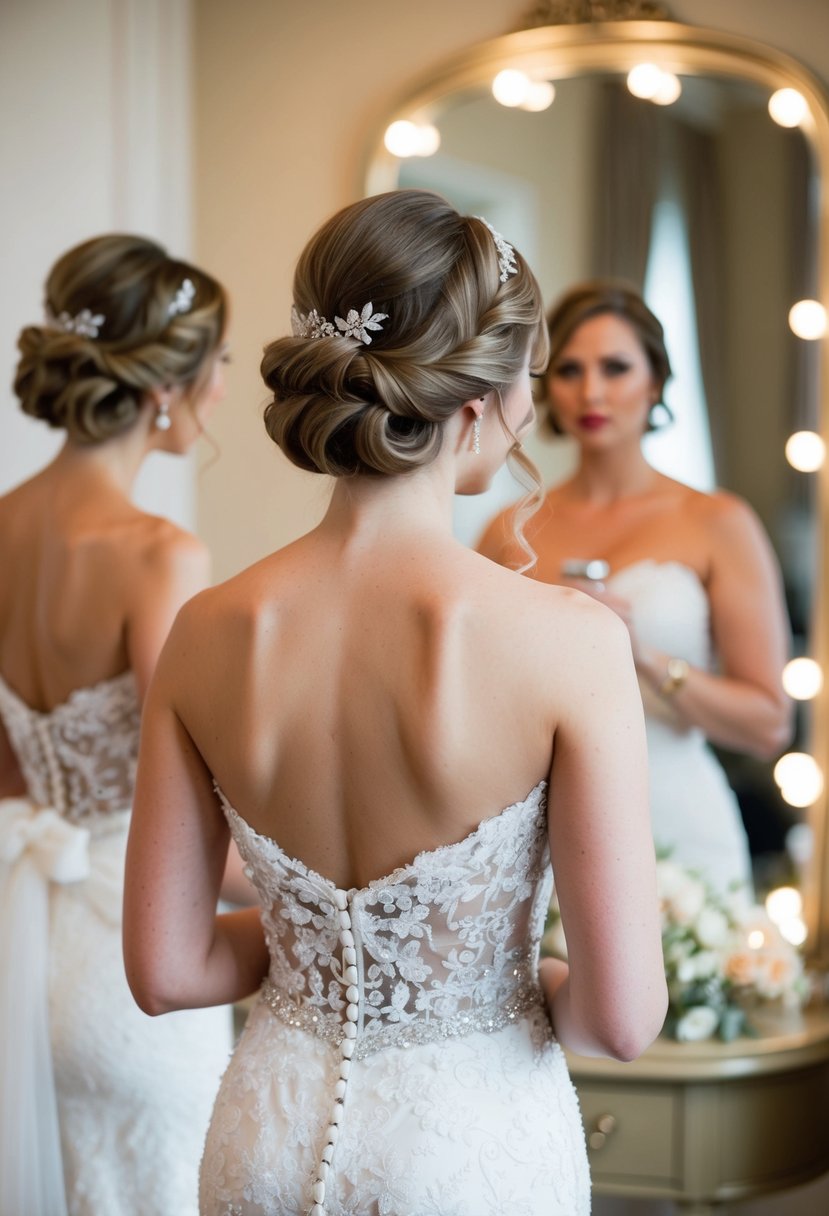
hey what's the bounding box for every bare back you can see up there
[165,525,633,890]
[0,459,207,794]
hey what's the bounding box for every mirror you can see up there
[362,10,829,964]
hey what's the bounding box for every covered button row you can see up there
[311,887,359,1215]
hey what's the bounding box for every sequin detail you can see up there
[260,974,547,1061]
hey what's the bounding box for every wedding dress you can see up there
[0,671,232,1216]
[607,559,753,897]
[200,780,590,1216]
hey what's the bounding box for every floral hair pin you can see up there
[478,218,519,283]
[168,278,196,318]
[49,307,106,338]
[291,302,389,346]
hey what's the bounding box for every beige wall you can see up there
[0,0,197,524]
[193,0,829,581]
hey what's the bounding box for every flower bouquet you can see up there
[541,857,808,1043]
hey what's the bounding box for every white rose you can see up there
[695,906,731,949]
[677,950,720,982]
[675,1005,720,1042]
[668,877,707,926]
[656,860,689,899]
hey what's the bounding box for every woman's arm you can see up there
[633,495,793,759]
[123,607,269,1015]
[542,602,667,1060]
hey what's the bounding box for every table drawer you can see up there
[576,1082,681,1188]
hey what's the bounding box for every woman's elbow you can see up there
[747,699,795,761]
[603,990,668,1062]
[124,949,189,1017]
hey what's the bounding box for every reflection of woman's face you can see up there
[547,313,657,448]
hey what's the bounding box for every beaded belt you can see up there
[260,975,549,1062]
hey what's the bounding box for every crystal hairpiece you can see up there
[49,308,106,338]
[478,218,519,283]
[291,301,389,346]
[168,278,196,318]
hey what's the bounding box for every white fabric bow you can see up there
[0,799,90,883]
[0,798,91,1216]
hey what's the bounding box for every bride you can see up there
[0,234,241,1215]
[124,190,667,1216]
[479,280,793,898]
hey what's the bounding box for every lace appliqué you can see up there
[0,672,140,829]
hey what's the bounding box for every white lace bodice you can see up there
[0,671,140,828]
[218,781,552,1058]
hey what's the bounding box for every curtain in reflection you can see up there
[591,81,659,285]
[679,122,727,483]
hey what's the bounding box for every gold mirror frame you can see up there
[362,20,829,967]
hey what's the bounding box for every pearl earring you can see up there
[472,417,481,455]
[155,399,172,431]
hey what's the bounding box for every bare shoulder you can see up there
[688,487,769,552]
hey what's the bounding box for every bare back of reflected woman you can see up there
[124,192,667,1216]
[0,235,241,1216]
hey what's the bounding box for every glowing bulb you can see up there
[384,121,440,158]
[769,88,809,128]
[627,63,664,100]
[765,885,803,924]
[492,69,531,108]
[785,430,825,472]
[520,80,556,112]
[384,121,422,157]
[789,299,827,340]
[779,916,808,946]
[747,929,766,949]
[652,72,682,106]
[774,752,824,807]
[782,657,823,700]
[414,124,441,156]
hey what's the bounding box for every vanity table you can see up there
[568,1008,829,1213]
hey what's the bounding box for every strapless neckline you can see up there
[604,557,705,588]
[214,778,548,898]
[0,669,136,719]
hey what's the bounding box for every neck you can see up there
[321,450,458,546]
[569,442,658,504]
[50,417,156,497]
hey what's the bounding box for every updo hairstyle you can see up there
[14,234,227,444]
[262,189,548,477]
[543,280,673,434]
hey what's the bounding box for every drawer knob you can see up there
[588,1113,617,1151]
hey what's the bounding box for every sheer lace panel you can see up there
[0,672,140,827]
[216,782,552,1055]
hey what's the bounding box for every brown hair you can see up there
[261,189,548,479]
[14,234,227,443]
[543,279,673,434]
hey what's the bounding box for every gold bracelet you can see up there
[660,657,690,696]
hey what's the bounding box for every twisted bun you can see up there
[262,190,547,477]
[14,234,227,444]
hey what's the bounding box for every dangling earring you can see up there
[472,417,481,455]
[155,398,172,431]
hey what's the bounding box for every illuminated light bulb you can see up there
[779,916,808,947]
[492,69,531,108]
[627,63,664,100]
[765,885,803,924]
[782,657,823,700]
[789,299,827,340]
[747,929,766,950]
[652,72,682,106]
[785,430,825,472]
[769,88,809,128]
[414,124,441,156]
[774,752,824,807]
[520,80,556,112]
[384,120,422,158]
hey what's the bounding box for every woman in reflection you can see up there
[0,234,238,1216]
[479,280,793,898]
[124,191,666,1216]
